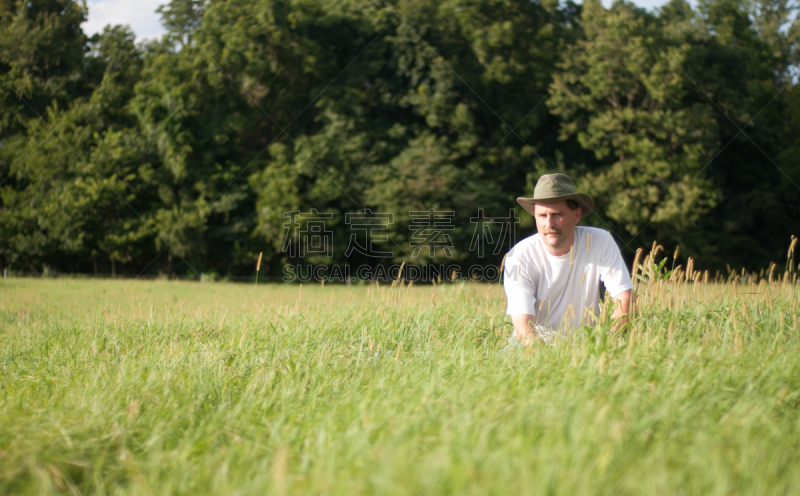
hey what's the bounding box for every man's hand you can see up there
[510,314,537,346]
[609,289,632,334]
[609,315,628,334]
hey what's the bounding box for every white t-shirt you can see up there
[503,226,633,338]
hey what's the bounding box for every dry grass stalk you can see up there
[632,248,644,281]
[393,261,406,288]
[626,326,636,359]
[271,446,289,494]
[255,251,263,285]
[734,331,743,353]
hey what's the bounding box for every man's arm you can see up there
[609,289,632,333]
[503,252,538,346]
[595,230,634,334]
[511,314,537,346]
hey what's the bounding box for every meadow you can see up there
[1,257,799,495]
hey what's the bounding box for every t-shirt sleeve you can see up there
[503,252,537,315]
[597,231,634,298]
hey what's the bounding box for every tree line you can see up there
[1,0,798,278]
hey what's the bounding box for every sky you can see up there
[83,0,170,42]
[83,0,685,43]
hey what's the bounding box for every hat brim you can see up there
[517,193,594,217]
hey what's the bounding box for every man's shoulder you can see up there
[506,233,539,260]
[576,226,626,265]
[578,226,616,247]
[578,225,613,238]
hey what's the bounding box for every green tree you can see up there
[0,23,160,275]
[248,0,578,270]
[0,0,89,138]
[3,0,797,276]
[692,0,799,268]
[549,0,721,259]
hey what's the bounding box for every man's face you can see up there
[534,201,581,254]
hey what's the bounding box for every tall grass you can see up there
[0,263,798,495]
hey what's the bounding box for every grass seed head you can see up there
[632,248,644,279]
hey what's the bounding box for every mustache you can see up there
[543,229,561,235]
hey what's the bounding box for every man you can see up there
[503,173,633,345]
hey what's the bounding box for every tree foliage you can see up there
[0,0,798,275]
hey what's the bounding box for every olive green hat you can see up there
[517,173,594,216]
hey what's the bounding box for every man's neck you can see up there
[544,232,575,257]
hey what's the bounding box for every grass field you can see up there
[1,265,799,495]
